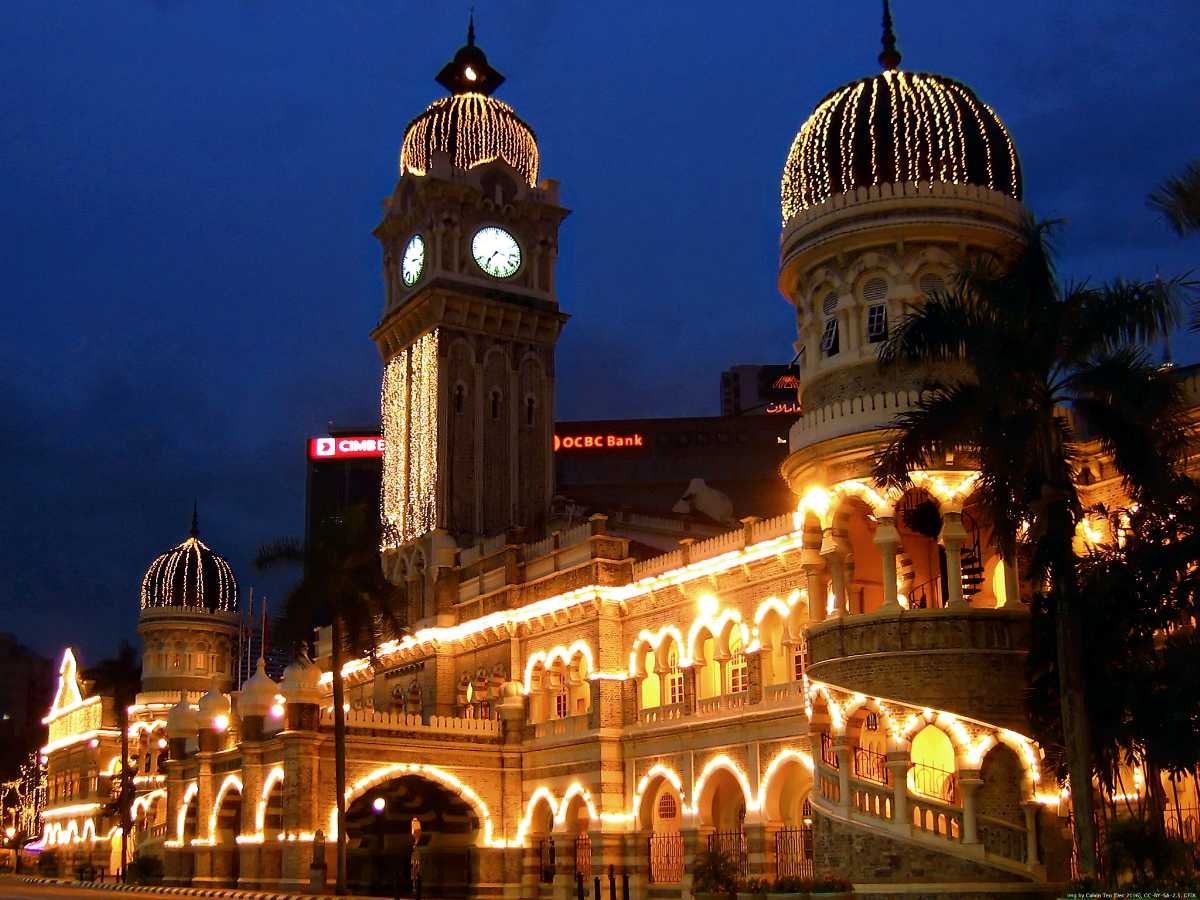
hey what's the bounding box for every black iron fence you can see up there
[820,732,839,769]
[910,762,958,804]
[574,833,592,879]
[707,830,747,876]
[775,826,814,880]
[648,832,684,883]
[537,837,555,884]
[853,746,891,786]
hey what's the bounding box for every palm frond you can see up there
[873,383,986,491]
[1063,278,1182,359]
[1149,160,1200,237]
[254,538,305,571]
[1066,349,1189,502]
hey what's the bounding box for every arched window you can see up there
[455,384,466,414]
[525,396,536,426]
[657,792,678,820]
[665,646,684,706]
[727,632,748,694]
[490,390,501,420]
[792,633,809,680]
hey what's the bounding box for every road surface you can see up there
[0,883,157,899]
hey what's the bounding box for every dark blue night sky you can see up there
[2,1,1197,663]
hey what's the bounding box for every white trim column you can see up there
[802,551,826,624]
[959,772,982,844]
[873,514,902,611]
[820,530,850,619]
[939,511,969,609]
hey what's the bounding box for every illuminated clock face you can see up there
[471,227,521,279]
[401,235,425,287]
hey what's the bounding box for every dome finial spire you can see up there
[879,0,902,70]
[190,500,199,538]
[467,7,475,46]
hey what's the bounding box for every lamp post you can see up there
[370,796,387,896]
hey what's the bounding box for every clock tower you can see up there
[372,21,568,617]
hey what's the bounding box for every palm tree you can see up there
[873,219,1189,875]
[89,640,141,882]
[255,502,405,895]
[1149,161,1200,237]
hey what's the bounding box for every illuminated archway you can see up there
[343,771,482,898]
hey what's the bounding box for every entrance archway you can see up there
[345,774,480,897]
[211,779,241,886]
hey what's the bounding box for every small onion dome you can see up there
[280,656,322,707]
[400,94,539,187]
[197,681,231,725]
[237,657,278,719]
[140,505,238,613]
[400,18,538,187]
[780,69,1021,223]
[165,695,198,739]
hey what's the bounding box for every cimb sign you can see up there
[308,436,385,460]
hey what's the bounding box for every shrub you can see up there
[35,849,59,876]
[692,849,740,895]
[810,874,853,893]
[738,876,769,895]
[125,853,164,885]
[770,876,812,893]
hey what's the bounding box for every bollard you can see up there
[608,864,616,900]
[593,874,601,900]
[622,871,630,900]
[576,871,585,900]
[415,873,422,900]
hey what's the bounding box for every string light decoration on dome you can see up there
[781,70,1021,223]
[381,329,440,550]
[400,94,539,187]
[140,509,238,613]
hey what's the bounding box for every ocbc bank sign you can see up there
[553,433,645,452]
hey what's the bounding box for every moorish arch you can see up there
[342,768,484,898]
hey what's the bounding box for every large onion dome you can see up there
[399,17,539,187]
[780,3,1021,223]
[140,505,238,613]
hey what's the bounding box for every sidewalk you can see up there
[3,874,391,900]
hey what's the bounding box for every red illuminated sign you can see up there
[554,433,645,452]
[309,436,385,459]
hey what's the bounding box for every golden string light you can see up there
[140,535,237,612]
[401,93,539,187]
[781,70,1022,223]
[381,329,439,550]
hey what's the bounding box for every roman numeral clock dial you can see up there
[471,226,521,278]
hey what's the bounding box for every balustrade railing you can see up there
[910,796,962,841]
[978,815,1027,863]
[818,772,840,804]
[321,708,502,738]
[647,833,684,884]
[532,713,591,740]
[764,679,805,703]
[638,702,686,725]
[696,693,749,716]
[853,746,891,786]
[851,781,893,821]
[909,762,958,804]
[774,826,814,880]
